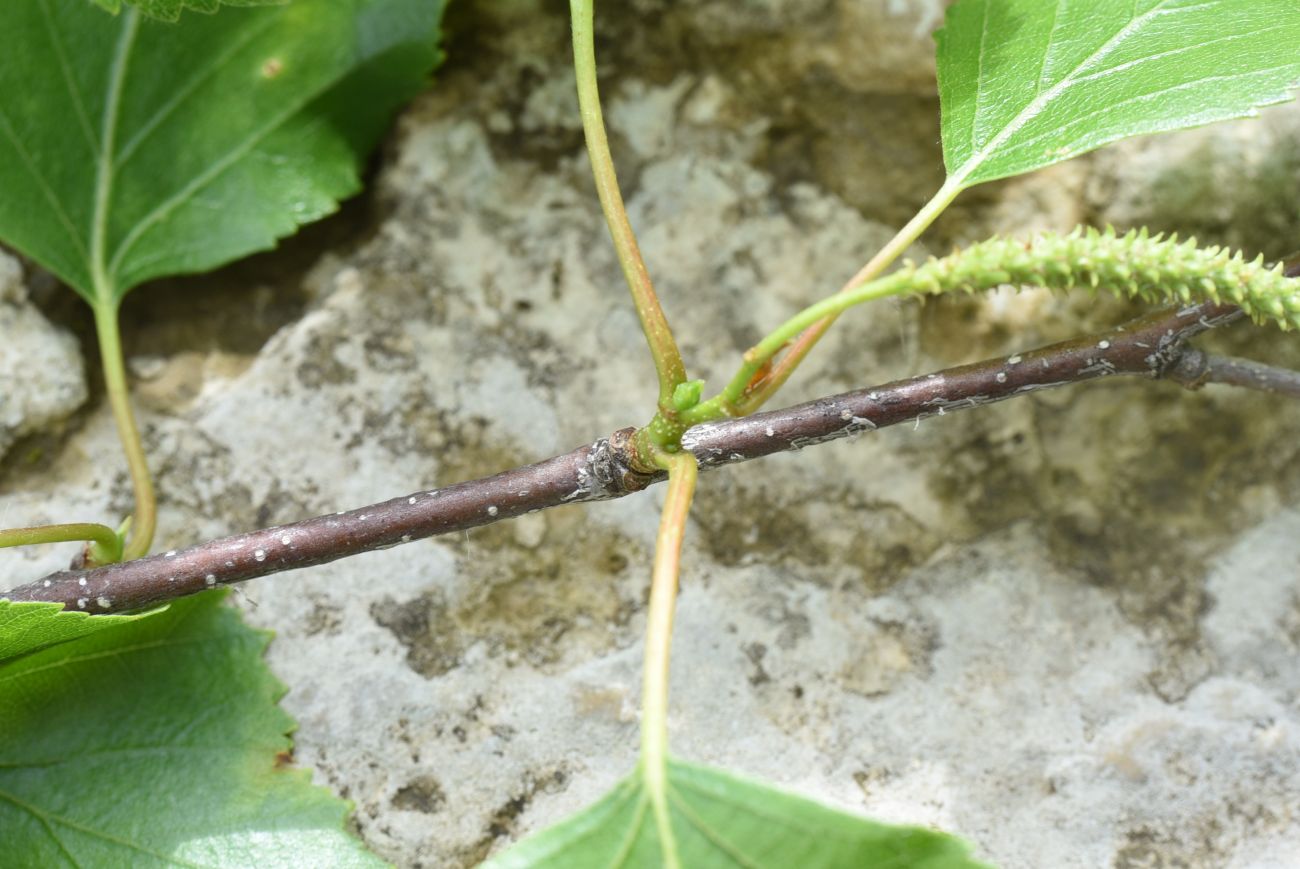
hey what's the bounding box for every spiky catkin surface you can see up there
[882,228,1300,330]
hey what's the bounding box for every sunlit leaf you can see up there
[0,591,385,867]
[937,0,1300,189]
[485,759,989,869]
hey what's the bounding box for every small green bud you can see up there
[672,379,705,412]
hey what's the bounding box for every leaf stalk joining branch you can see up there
[683,227,1300,427]
[0,522,123,566]
[639,449,698,867]
[728,178,963,415]
[94,302,156,561]
[570,0,687,415]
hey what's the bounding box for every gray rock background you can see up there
[0,253,86,465]
[4,1,1300,866]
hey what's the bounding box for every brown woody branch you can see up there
[1164,348,1300,398]
[6,301,1293,614]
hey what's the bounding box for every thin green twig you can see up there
[0,522,123,566]
[93,302,155,560]
[639,449,698,868]
[715,179,962,417]
[85,11,153,561]
[571,0,687,411]
[683,226,1300,427]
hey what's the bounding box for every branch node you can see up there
[1164,347,1211,390]
[593,427,661,495]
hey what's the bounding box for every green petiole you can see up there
[639,448,698,867]
[93,301,156,561]
[570,0,687,413]
[0,522,124,566]
[679,227,1300,429]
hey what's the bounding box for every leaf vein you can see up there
[107,88,335,283]
[1068,24,1290,89]
[666,785,762,869]
[115,10,285,170]
[0,106,90,266]
[609,794,650,869]
[0,636,215,687]
[954,0,1173,184]
[1034,0,1065,96]
[30,803,84,869]
[0,786,212,868]
[0,743,266,770]
[968,0,992,151]
[994,63,1300,164]
[37,0,100,156]
[89,8,140,306]
[669,776,861,839]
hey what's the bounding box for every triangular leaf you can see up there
[484,759,989,869]
[937,0,1300,190]
[0,591,385,867]
[0,0,444,305]
[89,0,284,24]
[0,598,157,664]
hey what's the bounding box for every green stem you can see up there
[688,179,961,424]
[717,277,907,407]
[93,301,155,560]
[684,225,1300,428]
[571,0,687,410]
[84,12,150,560]
[839,177,964,306]
[682,179,963,425]
[640,449,698,868]
[0,523,123,565]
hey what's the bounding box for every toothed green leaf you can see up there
[0,591,385,867]
[0,598,156,664]
[937,0,1300,190]
[0,0,444,306]
[484,759,988,869]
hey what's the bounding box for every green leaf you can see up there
[0,598,157,664]
[89,0,284,24]
[484,759,989,869]
[0,0,444,306]
[936,0,1300,190]
[0,591,386,867]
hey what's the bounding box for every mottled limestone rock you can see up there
[0,252,87,463]
[3,2,1300,868]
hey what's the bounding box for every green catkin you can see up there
[699,225,1300,427]
[875,227,1300,331]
